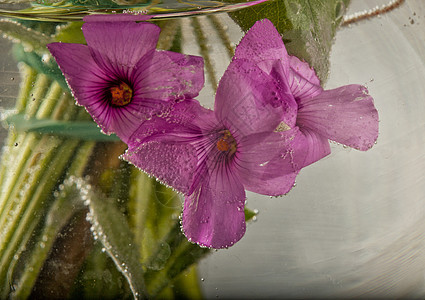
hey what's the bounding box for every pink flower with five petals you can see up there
[48,20,204,142]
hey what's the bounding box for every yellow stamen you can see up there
[110,82,133,106]
[217,139,230,152]
[216,130,237,155]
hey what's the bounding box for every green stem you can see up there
[0,138,79,290]
[0,62,88,297]
[15,63,37,113]
[144,222,209,297]
[0,73,53,228]
[3,212,39,296]
[207,15,235,59]
[129,171,155,262]
[13,141,95,299]
[0,76,62,234]
[0,64,37,186]
[191,17,218,91]
[173,265,203,299]
[156,19,180,51]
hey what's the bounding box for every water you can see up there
[1,0,425,298]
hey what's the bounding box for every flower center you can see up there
[110,82,133,106]
[216,130,237,155]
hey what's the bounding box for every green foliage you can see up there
[53,21,86,44]
[85,188,147,298]
[13,44,69,90]
[4,113,120,141]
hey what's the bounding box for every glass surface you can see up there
[0,0,269,21]
[198,1,425,298]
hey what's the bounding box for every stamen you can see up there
[110,82,133,106]
[216,139,230,152]
[216,130,237,155]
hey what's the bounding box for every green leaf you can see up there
[53,21,86,44]
[13,44,69,90]
[83,179,147,299]
[144,222,209,297]
[228,0,350,82]
[244,207,258,222]
[4,113,120,141]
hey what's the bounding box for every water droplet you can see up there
[200,278,205,282]
[41,53,50,63]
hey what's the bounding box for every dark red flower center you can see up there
[110,82,133,106]
[216,130,237,155]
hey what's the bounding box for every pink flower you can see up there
[47,21,204,142]
[123,59,293,248]
[232,19,379,195]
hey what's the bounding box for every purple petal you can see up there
[48,43,129,136]
[244,172,298,196]
[182,163,246,249]
[123,141,198,194]
[123,100,215,193]
[100,105,157,142]
[47,42,107,89]
[215,59,286,137]
[288,55,323,100]
[297,85,379,151]
[235,130,299,196]
[82,21,160,79]
[126,99,216,144]
[236,127,330,196]
[133,50,204,102]
[83,13,153,22]
[297,126,331,167]
[234,19,289,72]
